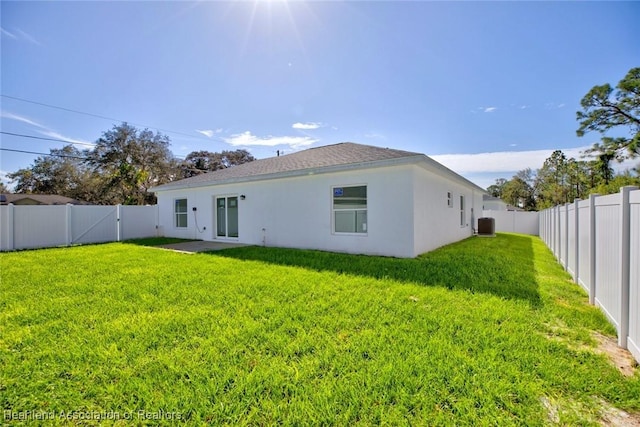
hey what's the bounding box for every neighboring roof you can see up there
[0,194,89,205]
[151,142,486,193]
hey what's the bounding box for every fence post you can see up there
[574,198,580,284]
[556,206,562,261]
[116,204,121,242]
[7,203,15,250]
[588,194,597,305]
[619,186,638,348]
[65,203,73,245]
[564,203,570,269]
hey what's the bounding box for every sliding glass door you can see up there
[216,196,238,238]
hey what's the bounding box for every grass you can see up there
[1,233,638,425]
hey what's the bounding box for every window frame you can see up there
[174,198,188,228]
[459,195,466,227]
[447,191,453,208]
[331,184,368,235]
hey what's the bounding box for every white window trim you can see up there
[174,198,188,228]
[331,184,368,236]
[460,195,466,227]
[447,191,453,208]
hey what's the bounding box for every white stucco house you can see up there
[151,143,487,258]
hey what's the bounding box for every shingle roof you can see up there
[0,194,89,205]
[152,142,424,191]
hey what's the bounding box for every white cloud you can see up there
[1,111,92,146]
[224,131,318,148]
[1,111,45,128]
[292,122,323,130]
[0,27,41,45]
[197,129,214,138]
[431,147,593,175]
[196,128,223,138]
[484,107,497,113]
[40,130,94,147]
[15,29,42,46]
[1,27,16,39]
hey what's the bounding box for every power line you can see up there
[1,94,223,143]
[0,148,89,160]
[0,131,96,147]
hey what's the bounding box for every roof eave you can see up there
[150,155,425,193]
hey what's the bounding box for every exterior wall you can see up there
[156,165,416,257]
[412,165,483,256]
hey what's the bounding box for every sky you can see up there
[1,1,639,190]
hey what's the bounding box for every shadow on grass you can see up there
[211,233,541,306]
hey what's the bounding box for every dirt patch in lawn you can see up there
[598,398,640,427]
[592,332,638,378]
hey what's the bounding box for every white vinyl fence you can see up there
[0,204,158,251]
[481,210,539,235]
[539,186,640,363]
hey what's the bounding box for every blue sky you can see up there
[1,1,638,190]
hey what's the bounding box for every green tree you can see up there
[180,149,255,178]
[88,123,176,205]
[486,178,507,198]
[7,145,98,201]
[0,181,8,193]
[535,150,569,208]
[590,171,640,196]
[577,67,640,160]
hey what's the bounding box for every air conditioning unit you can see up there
[477,217,495,237]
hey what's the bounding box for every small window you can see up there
[333,185,367,233]
[460,195,465,227]
[175,199,187,228]
[447,192,453,208]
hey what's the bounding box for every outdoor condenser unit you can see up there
[477,217,495,237]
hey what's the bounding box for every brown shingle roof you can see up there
[153,142,423,191]
[0,194,89,205]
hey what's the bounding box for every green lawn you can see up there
[1,234,638,425]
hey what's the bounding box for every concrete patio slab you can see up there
[156,240,247,253]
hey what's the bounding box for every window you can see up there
[175,199,187,228]
[333,185,367,233]
[460,195,465,227]
[447,192,453,208]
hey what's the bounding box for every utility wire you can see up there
[1,94,223,143]
[0,148,89,160]
[0,131,187,159]
[0,131,96,147]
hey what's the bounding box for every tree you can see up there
[179,149,255,178]
[88,123,176,205]
[534,150,570,208]
[486,178,507,198]
[7,145,98,201]
[0,181,8,193]
[502,176,536,211]
[577,67,640,161]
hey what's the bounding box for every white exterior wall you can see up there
[156,163,486,258]
[157,165,416,258]
[412,166,481,255]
